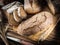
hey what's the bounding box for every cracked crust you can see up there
[17,11,56,41]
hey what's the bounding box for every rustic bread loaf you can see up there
[24,0,41,14]
[2,1,27,26]
[16,11,57,41]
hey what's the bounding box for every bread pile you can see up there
[2,0,58,41]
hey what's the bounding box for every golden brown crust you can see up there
[2,2,27,26]
[47,0,55,15]
[13,10,21,22]
[16,11,57,41]
[24,0,41,14]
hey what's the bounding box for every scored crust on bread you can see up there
[17,6,27,19]
[13,10,21,22]
[7,13,19,26]
[2,1,27,26]
[24,0,41,14]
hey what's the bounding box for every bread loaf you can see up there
[2,1,27,26]
[17,11,57,41]
[24,0,41,14]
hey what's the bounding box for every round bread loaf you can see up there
[24,0,41,14]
